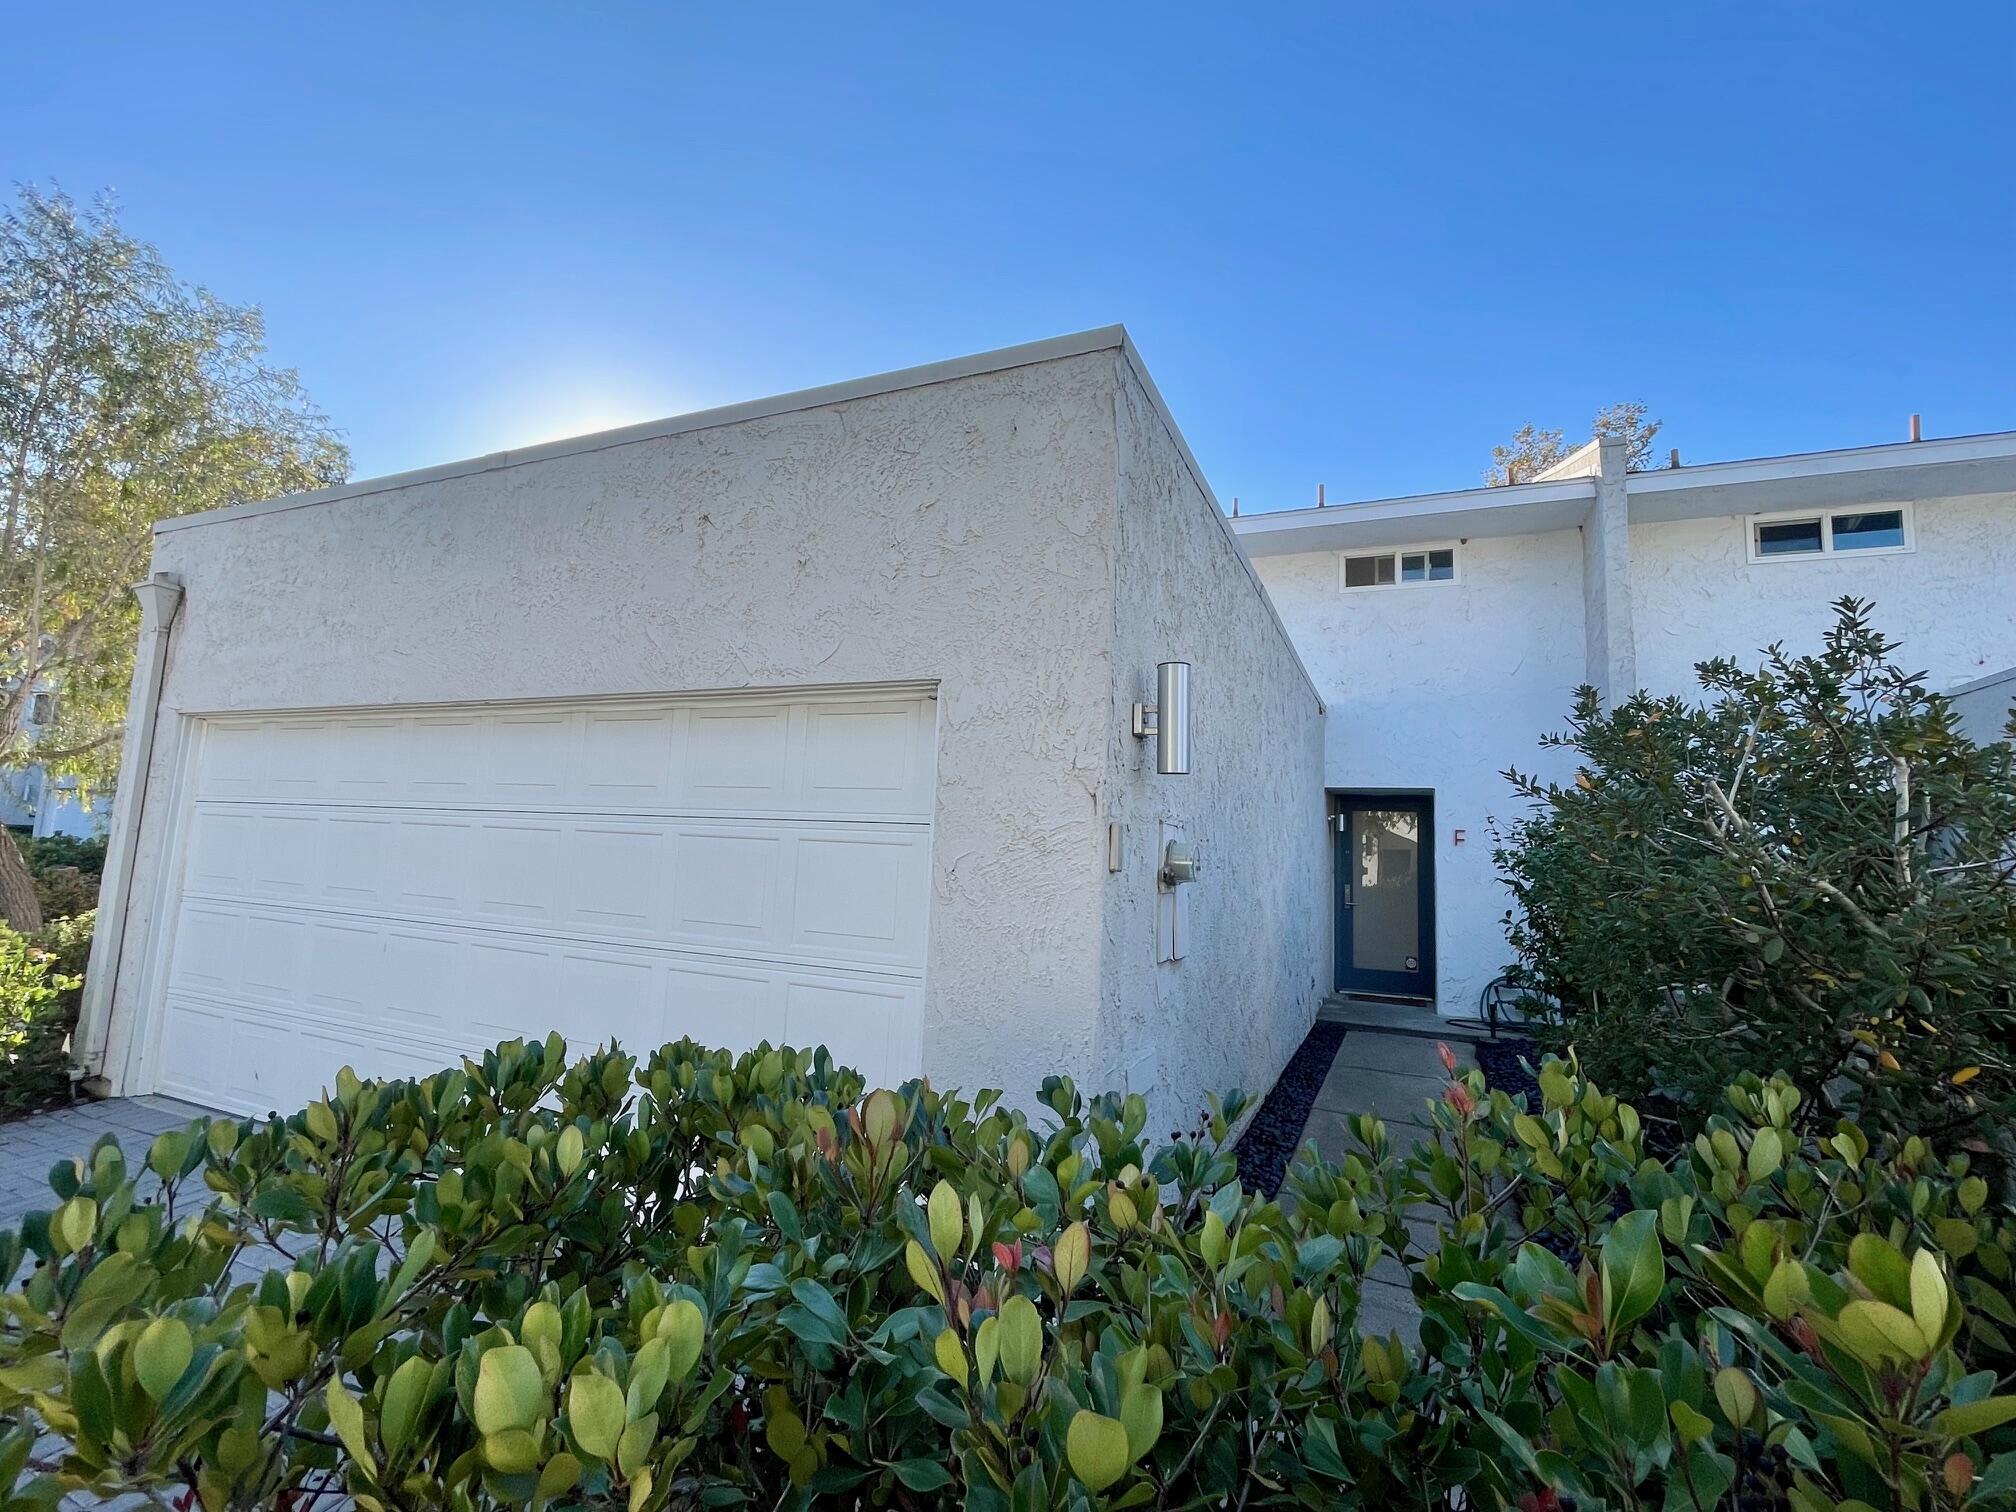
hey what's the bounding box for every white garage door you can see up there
[139,689,936,1115]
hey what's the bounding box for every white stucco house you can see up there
[74,330,1329,1127]
[1236,427,2016,1017]
[70,324,2016,1125]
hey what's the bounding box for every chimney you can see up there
[1909,413,1923,442]
[1317,483,1326,509]
[1668,447,1681,469]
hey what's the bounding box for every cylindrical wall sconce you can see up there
[1156,660,1191,775]
[1132,660,1192,775]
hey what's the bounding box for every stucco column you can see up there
[73,573,184,1088]
[1580,437,1637,703]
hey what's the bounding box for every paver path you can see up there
[0,1095,218,1230]
[1292,1004,1487,1338]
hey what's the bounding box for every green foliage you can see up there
[3,1033,2013,1509]
[0,915,86,1120]
[1485,401,1662,485]
[1,185,347,788]
[1497,598,2016,1147]
[13,835,105,880]
[28,867,95,924]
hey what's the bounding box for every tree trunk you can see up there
[0,832,45,933]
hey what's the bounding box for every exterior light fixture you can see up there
[1131,660,1191,775]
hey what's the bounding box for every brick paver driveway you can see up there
[0,1095,219,1231]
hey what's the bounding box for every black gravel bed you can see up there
[1232,1021,1347,1197]
[1474,1035,1540,1105]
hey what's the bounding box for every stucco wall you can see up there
[1101,365,1329,1134]
[1250,529,1586,1015]
[115,352,1129,1116]
[1949,668,2016,748]
[1631,492,2016,700]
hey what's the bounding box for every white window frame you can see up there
[1746,503,1915,563]
[1338,542,1462,592]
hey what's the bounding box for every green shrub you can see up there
[0,917,85,1121]
[1496,598,2016,1148]
[2,1034,2012,1510]
[29,866,96,923]
[13,834,107,879]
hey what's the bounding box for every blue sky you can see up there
[8,4,2012,510]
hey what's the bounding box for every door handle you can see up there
[1341,883,1353,907]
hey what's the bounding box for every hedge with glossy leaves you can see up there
[1,1034,2013,1510]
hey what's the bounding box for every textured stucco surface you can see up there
[1630,491,2016,700]
[115,353,1128,1115]
[1251,530,1586,1015]
[1101,366,1330,1136]
[1950,668,2016,748]
[1581,439,1636,701]
[108,342,1333,1128]
[1251,485,2016,1020]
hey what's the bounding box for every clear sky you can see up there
[7,3,2012,511]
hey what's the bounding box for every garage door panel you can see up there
[472,821,566,923]
[686,707,791,804]
[383,931,457,1027]
[782,976,907,1083]
[798,703,927,807]
[180,817,927,970]
[408,716,485,800]
[663,961,781,1048]
[558,950,659,1053]
[329,719,402,799]
[147,689,935,1115]
[569,826,665,934]
[491,713,573,798]
[581,710,676,802]
[461,937,562,1042]
[324,815,395,902]
[788,834,927,962]
[670,829,782,948]
[164,906,238,997]
[239,914,310,1004]
[305,918,380,1012]
[397,819,471,910]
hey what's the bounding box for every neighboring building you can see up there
[77,330,1329,1126]
[70,325,2016,1124]
[1235,429,2016,1017]
[1950,667,2016,748]
[0,691,109,840]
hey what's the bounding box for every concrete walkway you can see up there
[0,1095,218,1230]
[1293,1000,1487,1337]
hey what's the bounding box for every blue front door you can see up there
[1333,796,1434,998]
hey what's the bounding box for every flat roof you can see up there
[157,325,1134,536]
[150,324,1326,711]
[1234,429,2016,555]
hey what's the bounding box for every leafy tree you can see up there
[0,186,346,926]
[1591,398,1661,471]
[1497,598,2016,1147]
[1485,401,1663,485]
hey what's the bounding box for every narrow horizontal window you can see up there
[1829,509,1905,551]
[1346,546,1457,589]
[1344,553,1396,588]
[1755,518,1823,556]
[1749,503,1912,561]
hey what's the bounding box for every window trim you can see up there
[1338,542,1462,592]
[1745,502,1914,563]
